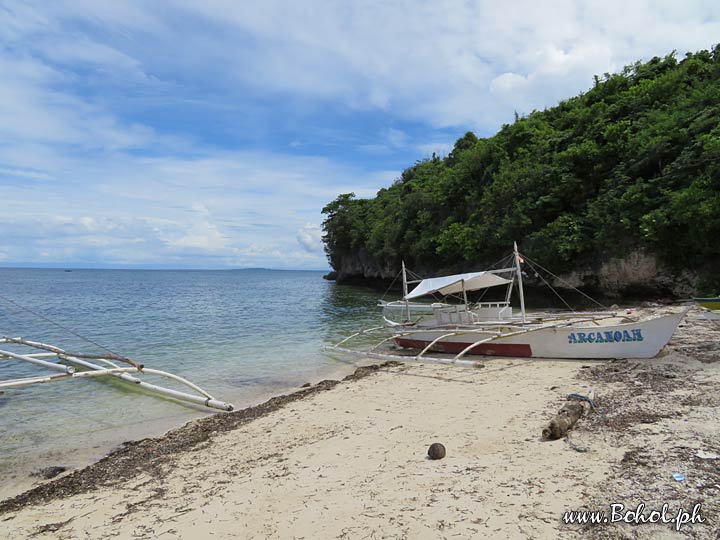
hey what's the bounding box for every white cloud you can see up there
[1,1,718,268]
[296,223,323,253]
[384,128,408,148]
[0,167,53,180]
[415,141,454,159]
[165,221,230,251]
[0,53,152,150]
[3,2,719,135]
[0,148,387,268]
[490,73,528,97]
[163,0,720,127]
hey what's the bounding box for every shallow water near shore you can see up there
[0,268,386,499]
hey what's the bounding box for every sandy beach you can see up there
[1,308,718,539]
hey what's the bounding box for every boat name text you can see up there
[567,329,643,344]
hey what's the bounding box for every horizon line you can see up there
[0,263,331,272]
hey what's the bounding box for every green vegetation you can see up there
[322,47,720,290]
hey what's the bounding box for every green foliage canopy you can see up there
[322,47,720,288]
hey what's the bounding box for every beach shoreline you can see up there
[0,355,371,503]
[0,361,392,515]
[1,308,718,539]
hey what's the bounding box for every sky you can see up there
[0,1,718,269]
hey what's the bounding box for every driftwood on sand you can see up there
[542,391,595,440]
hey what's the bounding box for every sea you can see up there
[0,268,392,499]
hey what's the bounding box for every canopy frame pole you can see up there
[401,260,411,323]
[514,241,526,323]
[461,279,468,308]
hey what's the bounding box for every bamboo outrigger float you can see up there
[0,336,234,411]
[327,243,690,364]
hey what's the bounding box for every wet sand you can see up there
[1,308,718,539]
[0,359,366,503]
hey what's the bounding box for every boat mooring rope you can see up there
[522,258,578,313]
[519,253,608,310]
[0,292,137,367]
[567,392,597,410]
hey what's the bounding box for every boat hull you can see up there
[394,309,687,359]
[695,298,720,310]
[394,338,532,357]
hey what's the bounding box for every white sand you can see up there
[2,311,718,539]
[1,359,615,539]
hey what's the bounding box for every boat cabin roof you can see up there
[405,271,512,300]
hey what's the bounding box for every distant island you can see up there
[322,47,720,298]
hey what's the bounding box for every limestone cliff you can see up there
[329,249,700,298]
[550,251,698,299]
[330,249,397,284]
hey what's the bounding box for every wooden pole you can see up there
[513,242,526,323]
[542,391,595,440]
[402,260,411,323]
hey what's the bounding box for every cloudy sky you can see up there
[0,1,718,269]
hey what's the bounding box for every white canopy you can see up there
[405,271,512,300]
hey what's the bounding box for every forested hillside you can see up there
[322,47,720,296]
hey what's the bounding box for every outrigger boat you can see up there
[693,297,720,320]
[0,336,233,411]
[328,243,689,364]
[694,297,720,310]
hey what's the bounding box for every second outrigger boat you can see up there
[0,336,234,411]
[328,243,689,364]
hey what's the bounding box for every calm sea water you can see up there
[0,269,390,498]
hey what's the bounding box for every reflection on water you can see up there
[0,268,386,498]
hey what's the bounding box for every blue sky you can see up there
[0,1,718,269]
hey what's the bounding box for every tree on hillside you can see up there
[322,46,720,292]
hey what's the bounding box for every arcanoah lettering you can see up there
[568,329,644,344]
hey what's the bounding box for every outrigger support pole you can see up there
[2,337,144,370]
[0,337,234,411]
[0,348,75,374]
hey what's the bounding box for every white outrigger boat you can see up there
[328,243,689,364]
[0,336,234,411]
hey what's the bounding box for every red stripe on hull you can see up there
[395,338,532,357]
